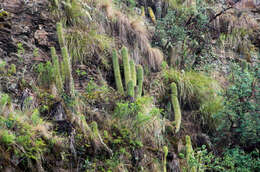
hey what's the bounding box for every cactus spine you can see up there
[61,47,75,97]
[112,49,124,94]
[163,146,168,172]
[130,59,136,87]
[148,7,156,24]
[127,80,134,98]
[171,83,181,133]
[56,22,65,48]
[122,46,131,88]
[136,65,143,97]
[51,47,63,93]
[186,135,196,172]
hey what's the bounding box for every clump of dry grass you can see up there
[94,2,164,71]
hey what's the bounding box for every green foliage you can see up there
[113,96,164,146]
[0,130,15,145]
[0,10,8,18]
[0,59,6,72]
[8,64,16,75]
[136,65,143,97]
[35,61,55,87]
[112,49,124,94]
[214,62,260,149]
[122,46,131,88]
[0,105,54,165]
[171,82,181,133]
[17,42,25,61]
[154,1,210,69]
[33,48,39,57]
[0,93,11,113]
[187,145,260,172]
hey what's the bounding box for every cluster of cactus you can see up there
[186,135,196,172]
[112,46,144,98]
[49,22,75,97]
[171,83,181,133]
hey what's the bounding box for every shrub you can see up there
[214,62,260,149]
[154,1,211,69]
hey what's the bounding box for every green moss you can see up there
[171,82,181,133]
[112,49,124,94]
[136,65,144,97]
[122,46,131,88]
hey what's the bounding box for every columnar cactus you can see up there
[61,47,75,97]
[141,6,145,17]
[148,7,156,24]
[163,146,168,172]
[127,80,134,98]
[56,22,66,48]
[122,46,131,88]
[130,59,136,87]
[171,83,181,133]
[186,135,196,172]
[51,47,63,93]
[136,65,143,97]
[112,49,124,94]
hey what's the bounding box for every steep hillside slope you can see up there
[0,0,259,172]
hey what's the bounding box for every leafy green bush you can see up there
[188,146,260,172]
[154,1,211,69]
[214,62,260,149]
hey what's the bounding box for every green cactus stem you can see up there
[136,65,144,97]
[130,59,136,87]
[186,135,196,172]
[61,47,75,97]
[112,49,124,94]
[122,46,131,88]
[163,146,168,172]
[171,82,181,133]
[51,47,63,93]
[56,22,66,48]
[127,80,134,98]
